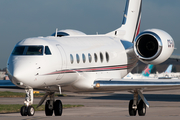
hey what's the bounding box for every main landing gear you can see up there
[128,90,149,116]
[44,92,62,116]
[20,89,63,116]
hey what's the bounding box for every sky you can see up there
[0,0,180,69]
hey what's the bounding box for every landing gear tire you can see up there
[129,99,137,116]
[45,100,53,116]
[20,106,27,116]
[27,106,35,116]
[20,106,35,116]
[138,99,146,116]
[54,100,63,116]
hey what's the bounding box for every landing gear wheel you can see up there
[45,100,53,116]
[27,106,35,116]
[54,100,63,116]
[20,106,27,116]
[138,99,146,116]
[129,99,137,116]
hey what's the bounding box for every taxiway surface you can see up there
[0,88,180,120]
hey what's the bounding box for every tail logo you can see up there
[144,67,150,74]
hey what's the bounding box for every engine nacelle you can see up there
[51,29,86,37]
[134,29,174,65]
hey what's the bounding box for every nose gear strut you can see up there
[20,88,35,116]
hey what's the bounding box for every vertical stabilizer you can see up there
[165,64,173,73]
[106,0,142,42]
[142,64,153,77]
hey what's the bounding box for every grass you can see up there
[0,91,83,113]
[0,91,25,98]
[0,104,84,114]
[0,91,66,98]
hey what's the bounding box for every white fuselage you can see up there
[7,35,137,92]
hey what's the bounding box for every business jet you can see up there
[7,0,180,117]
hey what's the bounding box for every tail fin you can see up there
[127,72,134,77]
[106,0,142,42]
[141,64,154,77]
[123,72,134,79]
[165,64,173,73]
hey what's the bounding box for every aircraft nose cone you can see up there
[7,57,36,87]
[8,62,27,85]
[11,67,25,83]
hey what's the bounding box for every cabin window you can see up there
[82,54,86,63]
[45,46,51,55]
[88,53,92,63]
[94,53,98,62]
[70,54,74,64]
[106,52,109,62]
[76,54,80,63]
[100,52,103,63]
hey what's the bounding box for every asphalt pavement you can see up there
[0,88,180,120]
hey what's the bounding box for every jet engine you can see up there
[51,29,86,37]
[134,29,174,65]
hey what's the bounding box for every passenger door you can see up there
[56,44,67,80]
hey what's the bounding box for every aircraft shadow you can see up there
[85,93,180,102]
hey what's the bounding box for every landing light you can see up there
[96,83,100,88]
[17,82,24,86]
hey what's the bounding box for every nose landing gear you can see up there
[20,106,35,116]
[20,88,35,116]
[20,89,63,116]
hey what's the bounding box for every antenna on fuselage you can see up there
[55,28,58,37]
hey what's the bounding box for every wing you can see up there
[93,79,180,92]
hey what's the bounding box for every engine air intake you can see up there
[134,29,174,65]
[136,34,160,58]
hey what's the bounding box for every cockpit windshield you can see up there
[12,46,43,55]
[26,46,43,55]
[12,46,26,55]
